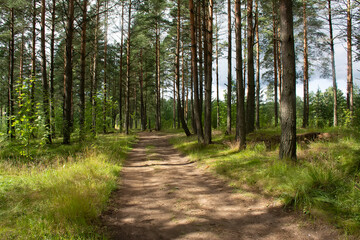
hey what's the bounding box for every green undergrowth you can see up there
[170,127,360,235]
[0,133,136,239]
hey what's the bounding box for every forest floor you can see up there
[100,132,341,240]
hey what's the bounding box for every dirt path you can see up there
[100,132,340,240]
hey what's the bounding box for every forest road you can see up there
[100,132,339,240]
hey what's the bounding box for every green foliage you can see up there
[0,133,136,239]
[170,128,360,235]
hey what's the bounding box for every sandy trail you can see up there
[100,132,339,240]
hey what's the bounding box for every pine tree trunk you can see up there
[79,0,88,138]
[140,49,146,131]
[216,11,220,130]
[50,0,56,138]
[119,0,125,132]
[41,0,52,144]
[255,0,260,129]
[302,0,309,128]
[8,8,15,139]
[30,0,36,136]
[173,75,177,129]
[204,0,213,144]
[63,0,74,144]
[246,0,255,134]
[235,0,246,149]
[227,0,232,134]
[198,2,204,119]
[177,0,191,136]
[155,22,161,131]
[346,0,353,116]
[189,0,204,143]
[103,0,108,133]
[328,0,337,127]
[125,0,132,135]
[279,0,296,160]
[91,0,100,135]
[273,0,278,127]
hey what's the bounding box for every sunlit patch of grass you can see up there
[0,133,136,239]
[170,128,360,235]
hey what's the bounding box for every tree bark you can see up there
[198,2,204,119]
[125,0,132,135]
[79,0,88,138]
[91,0,100,135]
[140,50,146,131]
[246,0,255,134]
[204,0,213,144]
[216,10,220,129]
[119,0,125,132]
[302,0,309,128]
[189,0,204,143]
[235,0,246,149]
[103,0,108,133]
[41,0,52,144]
[279,0,296,160]
[346,0,353,116]
[155,21,161,131]
[328,0,337,126]
[273,0,278,127]
[50,0,56,138]
[8,8,15,139]
[63,0,75,144]
[176,0,191,136]
[255,0,260,129]
[227,0,232,133]
[30,0,36,135]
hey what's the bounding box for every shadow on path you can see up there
[100,132,340,240]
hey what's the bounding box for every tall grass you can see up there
[170,128,360,234]
[0,133,136,239]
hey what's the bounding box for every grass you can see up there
[0,133,136,239]
[169,127,360,235]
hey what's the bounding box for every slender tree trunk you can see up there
[216,11,220,129]
[277,27,282,102]
[181,41,186,122]
[302,0,309,128]
[140,50,146,131]
[173,74,177,129]
[155,22,161,131]
[255,0,260,129]
[273,0,278,127]
[204,0,213,144]
[189,0,204,143]
[246,0,255,134]
[346,0,353,115]
[30,0,36,135]
[227,0,232,133]
[198,2,204,119]
[235,0,246,149]
[125,0,132,135]
[191,72,197,134]
[177,0,191,136]
[103,0,108,133]
[119,0,125,132]
[80,0,88,139]
[50,0,56,138]
[328,0,337,126]
[19,29,24,88]
[279,0,296,160]
[41,0,52,144]
[8,9,15,139]
[91,0,100,135]
[63,0,75,144]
